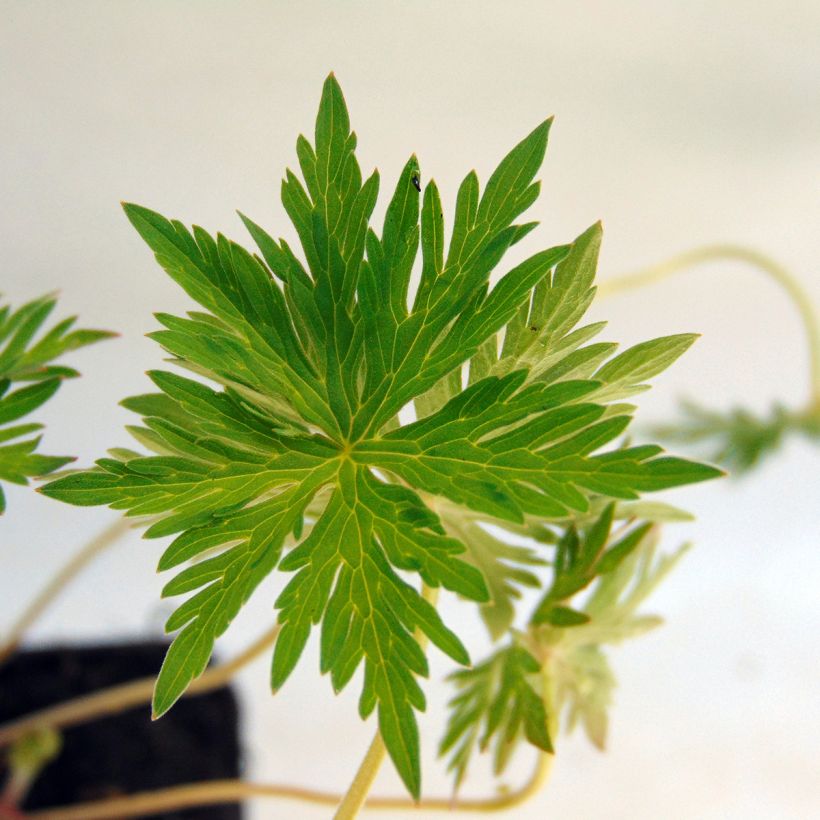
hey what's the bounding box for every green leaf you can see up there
[545,531,690,752]
[588,333,698,402]
[440,644,552,790]
[653,399,819,473]
[0,379,60,425]
[0,295,114,382]
[0,437,74,485]
[41,74,721,796]
[153,478,323,717]
[445,524,691,777]
[0,295,112,510]
[271,466,479,797]
[544,605,590,626]
[444,516,546,640]
[557,644,615,750]
[597,522,653,574]
[595,334,697,384]
[531,505,654,625]
[495,221,601,379]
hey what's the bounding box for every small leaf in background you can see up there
[440,644,552,790]
[441,524,689,785]
[0,294,113,511]
[441,514,546,640]
[548,533,690,751]
[653,399,820,473]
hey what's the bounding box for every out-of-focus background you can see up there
[1,2,818,818]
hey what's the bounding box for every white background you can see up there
[1,2,819,818]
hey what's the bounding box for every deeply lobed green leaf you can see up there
[41,74,720,795]
[0,294,113,511]
[440,644,552,790]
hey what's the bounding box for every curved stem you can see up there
[0,623,280,748]
[21,583,559,819]
[0,519,131,666]
[598,245,820,403]
[333,584,440,819]
[6,541,560,820]
[25,753,553,819]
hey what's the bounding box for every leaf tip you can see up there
[323,71,344,96]
[152,685,178,721]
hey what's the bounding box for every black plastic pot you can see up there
[0,642,242,818]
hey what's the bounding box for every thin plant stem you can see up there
[25,752,553,819]
[0,623,280,748]
[333,584,439,820]
[0,519,131,666]
[598,244,820,404]
[18,589,560,819]
[333,733,387,820]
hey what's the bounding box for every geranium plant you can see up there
[1,74,816,819]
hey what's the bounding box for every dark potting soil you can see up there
[0,642,242,819]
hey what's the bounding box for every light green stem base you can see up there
[333,733,388,820]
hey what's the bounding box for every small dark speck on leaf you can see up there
[530,326,539,332]
[411,174,421,193]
